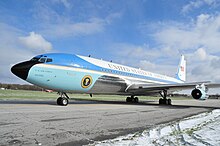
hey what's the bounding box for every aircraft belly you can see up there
[88,75,127,94]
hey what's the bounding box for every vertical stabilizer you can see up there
[176,55,186,82]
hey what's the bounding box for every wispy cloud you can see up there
[31,1,121,38]
[19,32,52,52]
[42,18,106,38]
[152,13,220,53]
[0,23,52,83]
[40,13,121,38]
[55,0,72,9]
[181,0,218,14]
[107,43,179,77]
[127,14,220,81]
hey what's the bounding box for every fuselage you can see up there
[11,53,183,95]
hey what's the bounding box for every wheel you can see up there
[61,97,68,106]
[134,97,139,103]
[57,97,68,106]
[159,98,163,104]
[126,97,132,102]
[167,99,172,105]
[57,97,62,105]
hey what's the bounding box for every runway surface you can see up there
[0,99,220,146]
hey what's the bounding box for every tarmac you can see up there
[0,99,220,146]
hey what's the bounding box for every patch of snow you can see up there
[87,109,220,146]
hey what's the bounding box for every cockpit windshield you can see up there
[30,57,40,62]
[46,58,52,62]
[30,56,53,63]
[39,57,46,63]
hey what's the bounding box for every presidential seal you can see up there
[81,75,92,88]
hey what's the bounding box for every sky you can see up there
[1,0,220,87]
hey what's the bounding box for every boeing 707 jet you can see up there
[11,53,220,106]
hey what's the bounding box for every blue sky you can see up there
[1,0,220,86]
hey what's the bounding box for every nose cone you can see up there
[11,61,37,80]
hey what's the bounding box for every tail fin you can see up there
[176,55,186,82]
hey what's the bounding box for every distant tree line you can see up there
[0,83,43,91]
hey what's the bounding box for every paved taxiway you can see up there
[0,99,220,146]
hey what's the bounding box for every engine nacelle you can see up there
[191,84,209,100]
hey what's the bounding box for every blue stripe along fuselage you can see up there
[26,53,180,93]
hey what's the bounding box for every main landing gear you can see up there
[159,90,172,105]
[126,95,139,103]
[57,92,69,106]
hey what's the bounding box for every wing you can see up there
[126,81,220,95]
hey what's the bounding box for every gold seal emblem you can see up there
[81,75,92,88]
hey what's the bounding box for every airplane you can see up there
[11,53,220,106]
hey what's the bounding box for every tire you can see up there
[126,97,131,102]
[57,97,68,106]
[57,97,62,105]
[61,98,68,106]
[134,97,139,103]
[159,98,163,104]
[167,99,172,105]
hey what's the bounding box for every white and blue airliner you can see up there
[11,53,220,106]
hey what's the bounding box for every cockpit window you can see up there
[46,58,53,62]
[30,56,53,63]
[30,57,40,62]
[39,57,46,63]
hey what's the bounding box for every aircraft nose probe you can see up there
[11,61,38,80]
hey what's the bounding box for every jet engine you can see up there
[191,84,208,100]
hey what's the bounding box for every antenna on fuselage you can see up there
[88,55,91,57]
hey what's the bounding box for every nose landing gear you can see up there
[57,92,69,106]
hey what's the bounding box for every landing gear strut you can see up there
[57,92,69,106]
[159,90,172,105]
[126,95,139,103]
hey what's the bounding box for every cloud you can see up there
[57,0,72,9]
[42,18,106,38]
[211,58,220,68]
[103,11,220,85]
[139,60,177,76]
[19,32,52,52]
[139,60,156,69]
[106,43,180,77]
[110,43,161,60]
[0,24,29,83]
[194,48,207,61]
[152,15,220,82]
[32,1,121,38]
[117,13,220,83]
[0,24,53,84]
[0,23,33,64]
[41,13,122,38]
[110,42,180,65]
[151,13,220,54]
[185,48,220,83]
[181,0,218,13]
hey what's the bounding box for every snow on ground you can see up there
[88,109,220,146]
